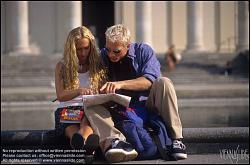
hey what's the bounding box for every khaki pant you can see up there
[84,105,126,153]
[84,77,183,153]
[146,77,183,139]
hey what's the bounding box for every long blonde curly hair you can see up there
[60,26,107,93]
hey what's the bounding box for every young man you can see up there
[100,24,187,160]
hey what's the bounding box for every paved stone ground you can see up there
[93,154,249,164]
[1,154,249,164]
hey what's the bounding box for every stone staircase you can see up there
[1,53,249,163]
[1,53,249,130]
[1,55,59,130]
[161,52,249,128]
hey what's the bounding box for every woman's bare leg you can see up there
[78,117,93,140]
[65,125,80,139]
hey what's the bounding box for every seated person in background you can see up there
[165,44,182,71]
[224,61,233,76]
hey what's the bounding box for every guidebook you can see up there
[59,93,131,123]
[60,93,131,108]
[82,93,131,108]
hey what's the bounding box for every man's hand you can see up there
[100,77,152,93]
[100,82,122,93]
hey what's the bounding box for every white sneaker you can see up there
[171,139,187,160]
[105,139,138,163]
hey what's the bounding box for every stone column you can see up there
[9,1,31,55]
[68,1,82,30]
[136,1,153,46]
[55,1,82,54]
[185,1,204,53]
[214,1,221,52]
[236,1,249,51]
[1,1,6,55]
[166,1,172,49]
[115,1,123,24]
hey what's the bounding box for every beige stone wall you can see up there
[1,1,81,56]
[28,1,56,54]
[121,1,241,54]
[172,1,187,53]
[152,1,167,53]
[122,1,136,43]
[220,1,236,52]
[203,1,216,52]
[1,1,247,56]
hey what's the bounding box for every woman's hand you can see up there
[78,88,94,95]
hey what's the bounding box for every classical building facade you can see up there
[1,1,249,56]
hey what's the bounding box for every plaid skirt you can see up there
[54,106,83,136]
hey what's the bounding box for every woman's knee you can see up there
[80,117,90,127]
[65,125,79,138]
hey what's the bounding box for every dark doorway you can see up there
[82,1,114,49]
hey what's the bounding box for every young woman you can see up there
[54,26,106,154]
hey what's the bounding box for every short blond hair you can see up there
[105,24,131,45]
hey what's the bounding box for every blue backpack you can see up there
[115,104,173,160]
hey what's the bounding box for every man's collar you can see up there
[127,43,136,58]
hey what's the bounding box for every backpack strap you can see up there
[147,114,177,161]
[147,126,171,160]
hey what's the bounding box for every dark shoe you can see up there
[84,134,100,155]
[105,139,138,163]
[171,139,187,160]
[70,133,85,149]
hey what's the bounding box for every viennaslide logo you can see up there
[220,145,249,164]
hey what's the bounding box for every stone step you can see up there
[1,83,248,102]
[1,101,57,130]
[165,73,249,84]
[1,127,248,159]
[2,72,248,87]
[2,153,248,164]
[2,59,248,91]
[1,76,54,87]
[1,53,248,87]
[2,74,248,89]
[1,98,248,130]
[1,87,56,102]
[175,83,249,98]
[1,55,60,71]
[178,98,249,127]
[1,52,234,70]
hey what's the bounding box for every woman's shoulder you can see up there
[55,60,65,72]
